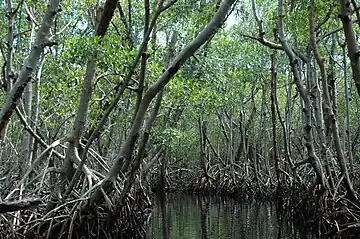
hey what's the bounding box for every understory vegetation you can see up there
[1,0,360,238]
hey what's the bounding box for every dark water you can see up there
[146,193,311,239]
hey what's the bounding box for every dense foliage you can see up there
[1,0,360,237]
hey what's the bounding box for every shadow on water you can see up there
[146,193,315,239]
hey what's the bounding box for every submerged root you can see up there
[278,184,360,238]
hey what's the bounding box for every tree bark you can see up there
[342,43,354,176]
[45,0,120,214]
[110,88,164,221]
[339,0,360,97]
[309,57,334,190]
[0,0,61,139]
[131,0,150,123]
[270,53,281,187]
[0,198,41,213]
[310,0,357,200]
[90,0,236,204]
[278,0,326,187]
[2,0,16,140]
[19,17,36,177]
[79,0,172,163]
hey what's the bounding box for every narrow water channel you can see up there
[146,193,313,239]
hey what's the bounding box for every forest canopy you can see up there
[1,0,360,237]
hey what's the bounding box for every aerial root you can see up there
[0,188,152,239]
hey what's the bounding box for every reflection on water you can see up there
[146,193,310,239]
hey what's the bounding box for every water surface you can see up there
[146,193,305,239]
